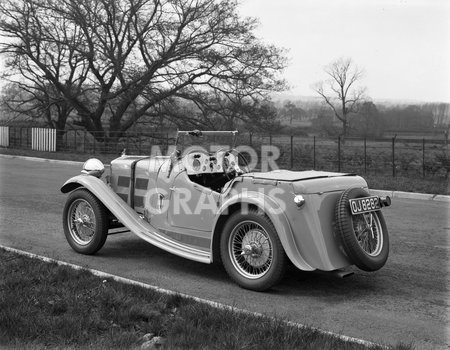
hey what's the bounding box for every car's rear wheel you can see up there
[335,188,389,271]
[63,188,108,255]
[220,209,287,291]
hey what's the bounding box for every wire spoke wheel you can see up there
[67,199,97,246]
[229,220,273,279]
[220,209,287,291]
[63,189,108,255]
[335,187,389,271]
[352,213,383,257]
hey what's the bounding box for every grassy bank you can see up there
[0,249,411,350]
[1,147,448,195]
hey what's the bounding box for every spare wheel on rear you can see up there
[335,187,389,271]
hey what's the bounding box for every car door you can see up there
[167,171,219,232]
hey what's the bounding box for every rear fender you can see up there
[213,191,314,271]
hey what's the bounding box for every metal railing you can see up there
[1,126,448,179]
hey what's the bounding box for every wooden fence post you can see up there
[392,136,396,177]
[422,138,425,178]
[338,136,341,172]
[364,138,367,174]
[290,135,294,169]
[138,133,142,154]
[166,133,170,154]
[313,136,316,169]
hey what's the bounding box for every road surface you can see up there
[0,156,448,349]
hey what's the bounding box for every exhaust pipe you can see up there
[380,196,392,208]
[334,270,354,278]
[317,269,354,279]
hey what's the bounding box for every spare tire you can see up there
[335,188,389,271]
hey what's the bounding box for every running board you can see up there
[62,175,212,264]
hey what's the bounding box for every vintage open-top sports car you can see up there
[61,130,391,291]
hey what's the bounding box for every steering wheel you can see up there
[217,149,250,180]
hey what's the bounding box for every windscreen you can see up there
[175,131,238,155]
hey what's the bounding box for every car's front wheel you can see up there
[220,209,287,291]
[63,188,108,255]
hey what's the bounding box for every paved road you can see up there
[0,156,448,349]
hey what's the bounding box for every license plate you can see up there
[349,196,381,215]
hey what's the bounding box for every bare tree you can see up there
[314,57,366,137]
[0,0,287,142]
[140,91,280,132]
[1,63,74,130]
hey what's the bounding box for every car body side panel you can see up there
[109,156,148,207]
[110,156,170,214]
[61,175,211,264]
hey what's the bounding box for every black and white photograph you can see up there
[0,0,448,349]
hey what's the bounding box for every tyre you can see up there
[335,188,389,271]
[63,188,108,255]
[220,209,287,291]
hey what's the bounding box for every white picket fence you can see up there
[32,128,56,152]
[0,126,9,147]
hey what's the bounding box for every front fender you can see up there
[213,190,314,271]
[60,175,211,264]
[61,175,131,216]
[61,175,99,194]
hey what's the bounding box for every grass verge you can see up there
[0,249,413,350]
[1,147,448,195]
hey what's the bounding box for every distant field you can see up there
[1,128,448,195]
[245,134,449,179]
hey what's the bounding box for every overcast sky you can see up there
[1,0,448,103]
[239,0,450,103]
